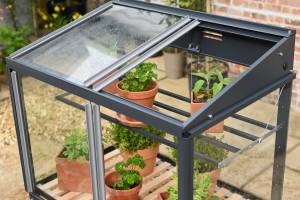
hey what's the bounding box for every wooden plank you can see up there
[74,193,93,200]
[38,179,58,191]
[58,192,81,200]
[143,162,172,183]
[104,149,120,161]
[139,168,176,198]
[144,180,176,200]
[48,188,66,197]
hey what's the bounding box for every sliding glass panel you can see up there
[17,5,181,85]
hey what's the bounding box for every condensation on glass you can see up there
[18,5,180,85]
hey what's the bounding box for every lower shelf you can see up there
[36,148,252,200]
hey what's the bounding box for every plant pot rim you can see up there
[117,81,158,100]
[187,59,229,73]
[191,92,208,104]
[105,171,142,192]
[120,144,159,154]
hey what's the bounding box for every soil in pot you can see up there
[121,145,159,177]
[116,81,158,127]
[191,97,224,133]
[105,172,142,200]
[163,49,186,79]
[56,153,92,193]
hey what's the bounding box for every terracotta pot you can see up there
[105,172,142,200]
[156,192,169,200]
[201,169,221,198]
[121,145,159,177]
[55,156,92,193]
[116,81,158,127]
[104,79,118,93]
[190,95,224,133]
[163,51,186,79]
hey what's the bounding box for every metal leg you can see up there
[10,71,35,192]
[86,103,106,200]
[177,135,194,200]
[271,83,292,200]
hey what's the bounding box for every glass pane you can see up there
[18,5,181,85]
[21,76,95,198]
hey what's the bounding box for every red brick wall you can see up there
[213,0,300,111]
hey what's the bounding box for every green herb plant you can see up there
[62,128,89,163]
[164,0,208,12]
[105,123,166,153]
[171,135,228,173]
[167,173,220,200]
[0,26,29,74]
[113,154,145,190]
[192,67,231,103]
[120,62,157,92]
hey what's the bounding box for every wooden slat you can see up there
[58,192,81,200]
[104,149,120,161]
[143,162,171,183]
[140,168,176,198]
[38,179,58,191]
[74,193,92,200]
[144,180,176,200]
[48,188,66,197]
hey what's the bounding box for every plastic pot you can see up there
[163,50,186,79]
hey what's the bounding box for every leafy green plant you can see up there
[192,67,231,102]
[194,136,228,173]
[113,154,145,190]
[120,62,157,92]
[105,123,166,153]
[167,173,219,200]
[62,128,89,163]
[0,26,30,74]
[164,0,208,12]
[171,135,228,173]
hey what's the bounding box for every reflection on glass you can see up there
[18,5,180,85]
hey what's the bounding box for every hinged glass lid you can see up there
[17,5,181,85]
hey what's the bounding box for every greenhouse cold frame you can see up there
[6,0,296,200]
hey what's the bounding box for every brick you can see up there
[264,3,281,12]
[281,0,300,7]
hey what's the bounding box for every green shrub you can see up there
[113,154,145,190]
[105,123,166,153]
[167,172,220,200]
[120,62,157,92]
[0,26,30,74]
[171,136,228,173]
[62,128,89,163]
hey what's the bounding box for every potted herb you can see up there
[163,47,186,79]
[187,57,229,93]
[171,136,228,198]
[106,123,166,176]
[55,128,92,193]
[157,173,220,200]
[191,67,232,133]
[116,62,158,127]
[105,154,145,200]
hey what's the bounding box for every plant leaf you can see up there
[193,80,205,93]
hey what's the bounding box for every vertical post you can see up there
[271,83,292,200]
[177,134,194,200]
[10,71,34,192]
[85,103,106,200]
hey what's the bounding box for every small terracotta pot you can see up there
[206,169,221,197]
[190,94,224,133]
[105,172,142,200]
[121,145,159,177]
[56,156,92,193]
[104,79,118,93]
[116,81,158,127]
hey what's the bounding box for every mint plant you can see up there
[105,123,166,153]
[192,67,231,102]
[120,62,158,92]
[113,154,145,190]
[62,128,89,163]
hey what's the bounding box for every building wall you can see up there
[213,0,300,112]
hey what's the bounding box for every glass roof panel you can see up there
[17,5,181,85]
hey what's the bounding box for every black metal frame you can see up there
[6,1,296,200]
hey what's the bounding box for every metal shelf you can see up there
[55,90,278,168]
